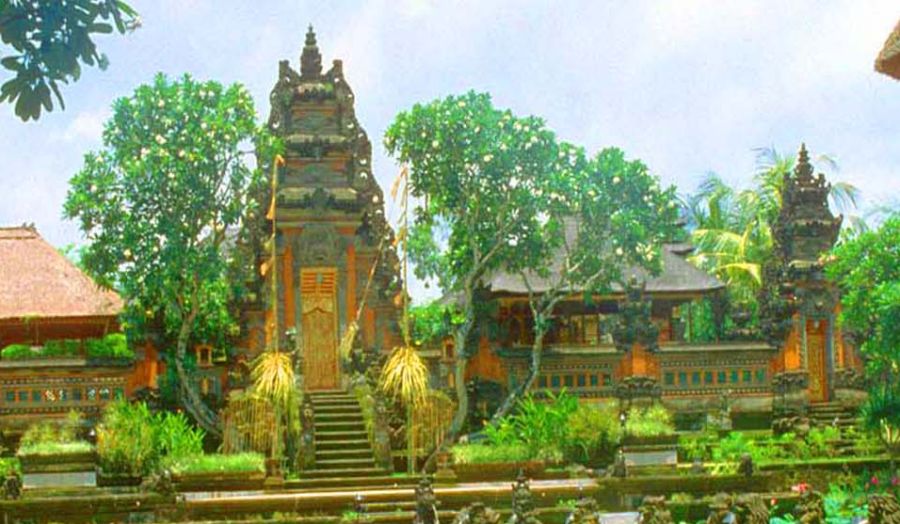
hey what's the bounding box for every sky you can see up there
[0,1,898,302]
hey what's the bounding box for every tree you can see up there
[384,91,574,445]
[827,214,900,382]
[490,147,680,421]
[64,73,277,436]
[1,0,138,121]
[828,214,900,474]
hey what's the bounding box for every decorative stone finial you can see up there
[301,24,323,78]
[794,142,814,182]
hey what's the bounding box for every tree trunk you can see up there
[174,306,222,437]
[420,299,475,472]
[489,332,545,424]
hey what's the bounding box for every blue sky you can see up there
[1,1,898,301]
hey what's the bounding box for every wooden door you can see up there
[301,268,339,390]
[807,319,828,403]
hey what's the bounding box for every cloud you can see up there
[59,109,109,144]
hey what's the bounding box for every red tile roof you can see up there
[0,226,122,321]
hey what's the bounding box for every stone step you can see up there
[314,412,364,423]
[316,430,369,442]
[316,438,372,451]
[316,420,366,432]
[302,467,387,479]
[315,458,377,470]
[284,474,416,491]
[309,392,356,401]
[316,448,374,460]
[311,403,362,414]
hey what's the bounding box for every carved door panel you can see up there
[301,268,339,391]
[807,320,828,403]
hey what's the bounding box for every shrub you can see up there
[452,443,533,464]
[167,452,264,475]
[485,391,576,460]
[18,411,91,456]
[0,334,134,360]
[563,402,622,465]
[625,404,675,437]
[97,401,204,476]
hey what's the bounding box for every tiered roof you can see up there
[0,226,122,321]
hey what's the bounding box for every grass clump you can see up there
[451,443,532,465]
[166,452,264,475]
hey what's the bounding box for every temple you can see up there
[0,226,155,436]
[238,27,402,391]
[454,144,864,430]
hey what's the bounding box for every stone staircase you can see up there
[306,390,386,479]
[808,401,860,431]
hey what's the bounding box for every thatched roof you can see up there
[876,19,900,79]
[486,242,723,296]
[0,226,122,321]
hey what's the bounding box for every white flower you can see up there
[157,100,164,108]
[178,150,186,158]
[201,122,208,130]
[155,134,166,145]
[483,154,493,162]
[140,147,149,157]
[457,100,466,107]
[615,247,624,256]
[432,140,439,149]
[613,176,621,184]
[90,184,98,192]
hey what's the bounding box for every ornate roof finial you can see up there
[794,142,813,182]
[300,24,322,78]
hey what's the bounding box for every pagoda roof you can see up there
[486,242,724,297]
[876,19,900,79]
[0,227,122,321]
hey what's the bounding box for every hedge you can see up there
[1,334,134,360]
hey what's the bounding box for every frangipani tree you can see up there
[385,91,576,444]
[491,147,680,421]
[65,73,278,436]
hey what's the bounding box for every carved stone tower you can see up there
[253,27,402,391]
[765,144,843,404]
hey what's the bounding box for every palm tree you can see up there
[685,147,860,309]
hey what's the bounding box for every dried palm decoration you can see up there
[251,351,294,407]
[380,344,428,407]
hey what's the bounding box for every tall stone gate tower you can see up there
[246,27,401,391]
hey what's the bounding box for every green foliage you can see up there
[64,73,278,432]
[18,411,91,456]
[0,0,138,120]
[1,333,133,360]
[625,405,675,437]
[484,391,575,461]
[166,452,264,475]
[0,457,20,475]
[562,402,622,465]
[860,385,900,456]
[828,214,900,381]
[96,401,204,476]
[451,443,532,465]
[410,301,456,346]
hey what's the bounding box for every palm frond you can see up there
[828,181,860,214]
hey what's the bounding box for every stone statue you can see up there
[794,489,824,524]
[508,471,541,524]
[565,496,600,524]
[372,391,394,471]
[737,453,754,477]
[868,494,900,524]
[454,503,501,524]
[141,468,174,498]
[1,469,21,500]
[732,494,769,524]
[690,458,706,475]
[706,493,732,524]
[610,449,627,478]
[639,495,673,524]
[298,395,316,470]
[414,477,439,524]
